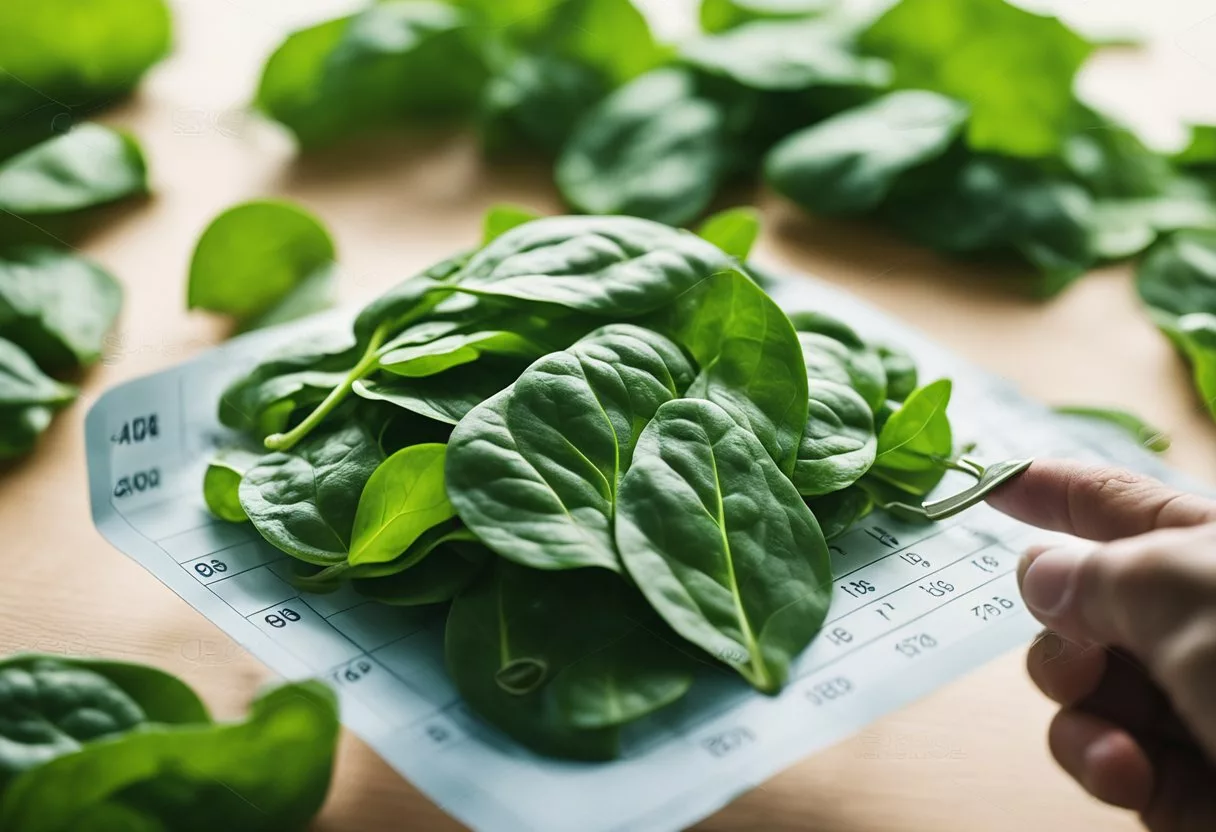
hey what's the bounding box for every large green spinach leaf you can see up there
[0,125,146,215]
[788,310,886,411]
[860,0,1092,158]
[556,70,728,228]
[0,247,122,371]
[188,200,336,328]
[0,681,338,832]
[616,399,832,693]
[240,423,385,565]
[445,560,694,759]
[659,269,807,475]
[766,90,968,215]
[447,325,695,572]
[256,1,488,147]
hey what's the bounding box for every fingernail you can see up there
[1020,544,1092,618]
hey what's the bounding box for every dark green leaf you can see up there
[445,560,693,760]
[1063,107,1174,199]
[353,539,487,605]
[354,357,525,426]
[1054,406,1170,453]
[696,207,761,260]
[0,337,75,407]
[861,0,1092,157]
[556,70,728,227]
[766,90,968,215]
[1136,229,1216,318]
[447,325,695,572]
[0,246,122,371]
[616,398,832,693]
[1090,181,1216,261]
[681,18,891,91]
[255,2,488,148]
[0,407,52,460]
[658,269,808,475]
[1159,312,1216,421]
[482,55,608,154]
[0,125,146,215]
[876,343,917,402]
[806,486,872,540]
[240,423,385,565]
[0,681,338,832]
[188,200,336,324]
[456,215,734,316]
[787,310,887,411]
[0,655,209,793]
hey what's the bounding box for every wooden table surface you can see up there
[3,2,1215,830]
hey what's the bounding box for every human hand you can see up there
[987,459,1216,831]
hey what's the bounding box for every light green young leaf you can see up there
[616,398,832,693]
[700,0,837,33]
[482,204,542,244]
[203,446,261,523]
[445,560,694,760]
[349,444,455,567]
[447,325,695,572]
[0,125,147,214]
[681,18,891,91]
[556,70,728,228]
[0,338,76,408]
[861,0,1092,157]
[1175,124,1216,169]
[659,269,808,475]
[766,90,968,215]
[0,681,338,832]
[188,200,336,325]
[240,423,385,565]
[0,246,122,371]
[873,378,952,473]
[697,207,761,260]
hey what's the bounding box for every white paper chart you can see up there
[85,271,1204,832]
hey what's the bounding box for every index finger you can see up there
[986,459,1216,540]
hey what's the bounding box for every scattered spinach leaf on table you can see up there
[1053,406,1170,453]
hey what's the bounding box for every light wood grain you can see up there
[2,1,1214,829]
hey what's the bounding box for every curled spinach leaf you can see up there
[616,398,832,693]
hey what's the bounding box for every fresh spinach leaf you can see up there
[292,518,474,591]
[1158,312,1216,421]
[0,407,53,461]
[1136,229,1216,319]
[793,332,877,497]
[0,655,208,792]
[240,422,385,565]
[354,357,527,425]
[0,247,122,372]
[445,560,694,759]
[616,398,832,693]
[349,444,455,567]
[482,55,608,155]
[556,69,729,227]
[766,90,968,215]
[696,206,761,260]
[0,0,170,155]
[256,1,488,147]
[860,0,1092,157]
[659,269,808,474]
[188,200,336,327]
[379,330,544,377]
[868,379,953,496]
[0,125,146,215]
[806,485,872,540]
[1176,124,1216,170]
[0,338,75,408]
[526,0,667,86]
[681,18,891,92]
[0,681,338,832]
[203,447,261,523]
[788,310,887,411]
[456,215,734,316]
[482,204,541,244]
[699,0,837,34]
[1063,107,1174,199]
[876,343,917,402]
[1054,406,1170,453]
[447,325,695,572]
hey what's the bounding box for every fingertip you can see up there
[1048,710,1153,812]
[1026,631,1106,706]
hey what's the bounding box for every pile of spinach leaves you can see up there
[0,0,171,461]
[0,654,339,830]
[206,210,972,758]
